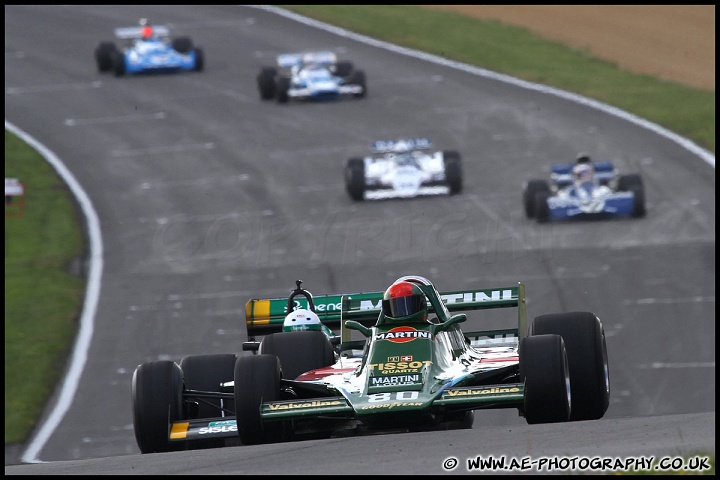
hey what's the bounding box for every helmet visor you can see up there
[383,293,426,318]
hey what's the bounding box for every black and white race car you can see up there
[344,138,463,201]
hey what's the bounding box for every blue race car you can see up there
[94,23,204,77]
[256,51,366,103]
[522,156,646,222]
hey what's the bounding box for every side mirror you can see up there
[242,341,260,352]
[330,336,341,346]
[344,320,372,338]
[435,314,467,333]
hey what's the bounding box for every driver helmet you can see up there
[139,18,154,39]
[575,152,592,164]
[381,281,428,323]
[572,162,594,183]
[283,308,323,332]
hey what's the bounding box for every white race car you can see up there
[256,51,366,103]
[344,138,463,201]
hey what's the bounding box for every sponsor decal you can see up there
[387,355,413,362]
[361,391,423,409]
[441,290,515,304]
[208,420,236,427]
[446,387,521,396]
[368,360,432,375]
[360,299,382,310]
[361,402,423,410]
[287,299,342,313]
[198,422,237,435]
[375,326,432,343]
[267,399,344,410]
[360,290,517,311]
[370,374,420,386]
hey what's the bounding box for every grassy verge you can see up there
[279,5,714,153]
[4,130,86,444]
[4,6,714,465]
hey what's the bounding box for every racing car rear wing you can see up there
[245,283,527,340]
[114,26,170,40]
[372,138,432,153]
[277,51,337,68]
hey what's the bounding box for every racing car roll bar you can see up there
[286,279,316,314]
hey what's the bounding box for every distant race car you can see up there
[131,275,610,453]
[345,138,463,201]
[94,23,204,76]
[522,158,646,222]
[256,50,366,103]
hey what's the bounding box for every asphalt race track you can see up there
[5,5,715,475]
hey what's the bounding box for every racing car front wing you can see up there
[166,382,525,443]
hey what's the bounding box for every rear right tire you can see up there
[179,354,237,419]
[172,37,193,54]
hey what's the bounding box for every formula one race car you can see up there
[131,275,610,453]
[256,50,366,103]
[94,21,204,76]
[345,138,463,201]
[522,156,645,222]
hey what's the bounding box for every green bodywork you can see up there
[248,278,528,426]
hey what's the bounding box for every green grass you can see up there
[279,5,714,153]
[4,6,715,465]
[4,130,86,444]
